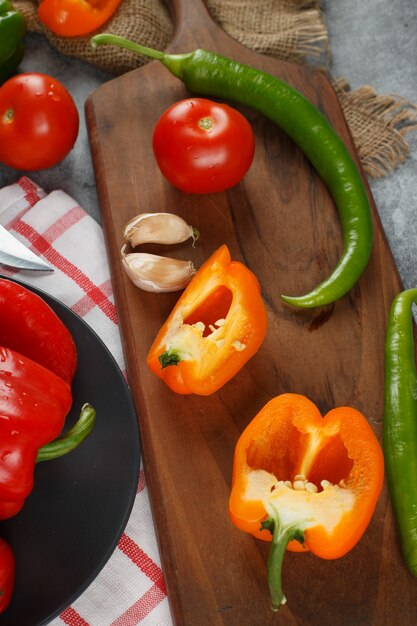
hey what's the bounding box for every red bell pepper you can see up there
[0,538,14,614]
[0,346,72,520]
[0,280,96,614]
[0,278,77,384]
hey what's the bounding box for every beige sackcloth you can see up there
[15,0,417,178]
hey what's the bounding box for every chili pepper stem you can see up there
[91,33,163,59]
[262,506,305,610]
[36,403,96,462]
[90,34,190,81]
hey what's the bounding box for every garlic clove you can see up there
[123,212,199,247]
[121,246,196,292]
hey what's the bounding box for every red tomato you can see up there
[0,73,79,171]
[152,98,255,194]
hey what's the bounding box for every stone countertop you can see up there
[323,0,417,290]
[0,0,416,286]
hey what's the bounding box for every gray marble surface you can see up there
[323,0,417,289]
[0,1,416,287]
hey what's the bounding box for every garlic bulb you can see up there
[123,212,199,248]
[121,246,196,292]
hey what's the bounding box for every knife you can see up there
[0,225,54,271]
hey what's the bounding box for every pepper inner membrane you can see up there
[246,425,353,492]
[184,286,233,337]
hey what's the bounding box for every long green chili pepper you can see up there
[383,288,417,576]
[91,33,373,309]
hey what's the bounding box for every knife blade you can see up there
[0,225,54,271]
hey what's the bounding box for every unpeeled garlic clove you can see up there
[121,246,196,292]
[123,212,199,248]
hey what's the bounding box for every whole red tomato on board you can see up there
[152,98,255,194]
[0,73,79,171]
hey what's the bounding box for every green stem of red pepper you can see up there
[91,34,373,309]
[36,403,96,462]
[383,288,417,576]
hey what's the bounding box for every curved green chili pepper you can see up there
[383,288,417,576]
[90,34,373,309]
[36,403,96,462]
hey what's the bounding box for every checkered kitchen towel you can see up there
[0,176,173,626]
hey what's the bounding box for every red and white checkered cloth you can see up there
[0,177,173,626]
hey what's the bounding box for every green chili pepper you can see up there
[90,33,373,309]
[383,288,417,576]
[0,0,26,85]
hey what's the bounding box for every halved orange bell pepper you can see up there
[229,393,384,610]
[147,245,267,395]
[38,0,123,37]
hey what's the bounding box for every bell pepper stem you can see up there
[262,508,305,611]
[36,403,96,462]
[159,349,183,368]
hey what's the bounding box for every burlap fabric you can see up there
[14,0,417,178]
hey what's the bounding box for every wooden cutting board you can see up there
[85,0,417,623]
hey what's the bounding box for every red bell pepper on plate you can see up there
[0,278,77,384]
[0,346,72,519]
[0,279,97,613]
[0,538,14,614]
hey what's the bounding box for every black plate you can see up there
[0,279,141,626]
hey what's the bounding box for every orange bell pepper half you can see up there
[38,0,123,37]
[229,393,384,610]
[147,245,267,395]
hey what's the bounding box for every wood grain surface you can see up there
[85,0,417,623]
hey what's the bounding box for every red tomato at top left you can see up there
[0,73,79,171]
